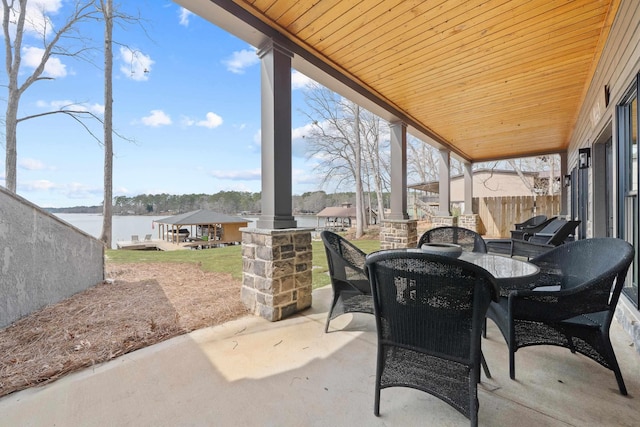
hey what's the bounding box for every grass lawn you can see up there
[106,238,381,289]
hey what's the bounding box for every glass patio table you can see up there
[403,249,541,296]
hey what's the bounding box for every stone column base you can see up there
[458,214,481,233]
[431,216,457,229]
[380,219,418,250]
[241,228,313,321]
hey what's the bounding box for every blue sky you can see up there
[1,1,319,208]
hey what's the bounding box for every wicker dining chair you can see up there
[320,231,373,333]
[418,226,487,253]
[513,215,548,230]
[486,237,634,395]
[366,250,499,427]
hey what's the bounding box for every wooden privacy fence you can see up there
[474,195,561,238]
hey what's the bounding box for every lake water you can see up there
[54,213,320,249]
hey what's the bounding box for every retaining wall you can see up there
[0,187,104,328]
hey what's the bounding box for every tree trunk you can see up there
[4,97,18,192]
[3,0,27,193]
[354,105,364,238]
[100,0,114,247]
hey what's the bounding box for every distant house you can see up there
[409,169,539,202]
[155,209,250,245]
[316,203,356,230]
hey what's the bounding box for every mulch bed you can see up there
[0,262,247,398]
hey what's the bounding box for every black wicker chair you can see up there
[320,231,373,332]
[514,214,548,230]
[510,220,580,259]
[486,238,634,395]
[510,216,557,240]
[418,226,487,253]
[366,251,499,426]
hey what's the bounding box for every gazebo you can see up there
[155,210,251,246]
[316,203,356,230]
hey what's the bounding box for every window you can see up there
[617,77,639,306]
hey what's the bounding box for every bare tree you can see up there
[303,84,391,237]
[2,0,101,192]
[360,109,388,222]
[303,86,366,236]
[407,136,439,184]
[99,0,112,247]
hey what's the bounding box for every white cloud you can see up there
[209,169,261,181]
[292,123,315,157]
[22,46,67,78]
[179,8,193,26]
[64,182,103,199]
[141,110,172,127]
[114,186,131,196]
[197,112,223,129]
[180,116,196,126]
[292,70,314,90]
[36,99,104,115]
[19,158,47,171]
[0,0,61,37]
[222,48,259,74]
[119,47,154,81]
[20,179,56,191]
[293,168,320,185]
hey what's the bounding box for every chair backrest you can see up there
[530,238,634,312]
[418,226,487,253]
[529,220,580,245]
[514,215,547,230]
[535,218,567,235]
[320,231,370,294]
[131,235,139,242]
[510,216,558,240]
[366,251,498,361]
[144,234,152,241]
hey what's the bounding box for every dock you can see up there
[116,239,240,251]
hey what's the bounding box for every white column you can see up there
[437,149,451,216]
[560,151,568,217]
[388,121,409,220]
[256,40,296,229]
[463,161,473,214]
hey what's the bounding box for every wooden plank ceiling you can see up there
[233,0,618,162]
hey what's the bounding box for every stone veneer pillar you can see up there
[458,214,481,233]
[431,216,457,229]
[241,228,313,321]
[380,219,418,250]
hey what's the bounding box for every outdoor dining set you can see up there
[321,221,634,427]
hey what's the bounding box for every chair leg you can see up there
[482,317,487,338]
[324,295,339,333]
[509,349,515,380]
[481,351,491,380]
[601,336,628,395]
[613,366,628,396]
[374,381,381,415]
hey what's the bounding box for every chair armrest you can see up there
[509,280,610,322]
[510,239,554,259]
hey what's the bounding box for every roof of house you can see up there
[316,206,356,218]
[156,210,251,226]
[409,169,538,192]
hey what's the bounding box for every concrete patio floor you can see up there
[1,286,638,426]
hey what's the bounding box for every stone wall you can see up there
[380,220,418,250]
[241,228,313,321]
[0,187,104,328]
[431,216,456,229]
[458,214,480,233]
